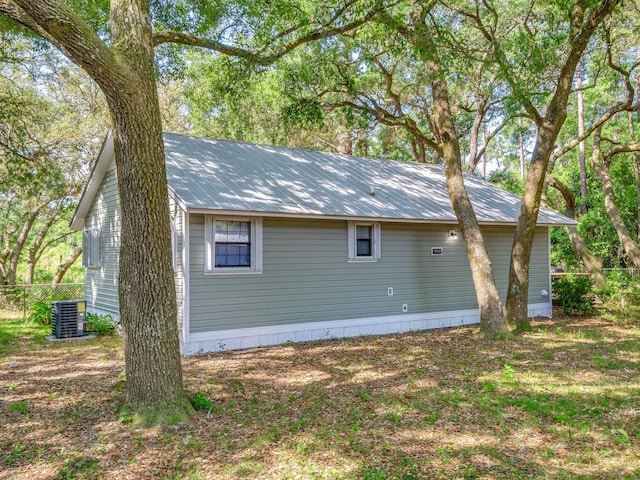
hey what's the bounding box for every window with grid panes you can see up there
[205,216,263,274]
[214,220,251,267]
[356,225,373,257]
[347,222,380,261]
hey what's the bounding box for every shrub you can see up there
[597,275,640,327]
[604,270,635,290]
[553,276,595,316]
[86,312,114,335]
[27,300,52,325]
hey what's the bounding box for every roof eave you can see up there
[182,207,574,226]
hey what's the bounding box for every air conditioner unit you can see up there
[51,300,86,338]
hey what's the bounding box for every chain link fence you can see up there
[0,283,84,320]
[603,268,639,278]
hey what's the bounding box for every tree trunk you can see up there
[518,119,525,178]
[336,130,352,155]
[52,246,82,284]
[6,207,40,285]
[482,131,487,179]
[3,0,191,424]
[576,64,587,211]
[106,1,189,424]
[505,1,619,330]
[630,111,640,244]
[413,10,509,338]
[566,225,606,288]
[506,117,568,330]
[466,99,485,174]
[590,131,640,270]
[547,176,606,288]
[417,139,426,163]
[25,207,59,284]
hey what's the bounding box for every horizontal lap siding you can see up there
[85,168,120,318]
[526,227,552,303]
[188,216,550,334]
[171,200,184,333]
[483,226,549,303]
[85,171,187,326]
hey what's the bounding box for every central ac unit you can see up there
[51,300,86,338]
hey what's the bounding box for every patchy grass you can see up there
[1,310,639,479]
[0,310,50,356]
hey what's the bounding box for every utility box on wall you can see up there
[51,300,86,338]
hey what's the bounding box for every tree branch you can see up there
[546,175,576,218]
[2,0,124,100]
[154,0,385,66]
[332,98,443,155]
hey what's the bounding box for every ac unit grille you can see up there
[51,300,86,338]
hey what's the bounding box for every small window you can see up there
[82,228,100,268]
[356,225,373,257]
[205,216,263,274]
[348,222,380,261]
[215,220,251,267]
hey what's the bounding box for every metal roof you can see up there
[163,133,574,226]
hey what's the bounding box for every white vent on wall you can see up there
[431,247,444,256]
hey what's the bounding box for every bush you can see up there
[86,312,114,335]
[27,300,52,325]
[553,276,595,316]
[597,275,640,327]
[604,270,635,291]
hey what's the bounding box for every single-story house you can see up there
[71,132,574,355]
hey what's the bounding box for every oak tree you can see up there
[0,0,383,423]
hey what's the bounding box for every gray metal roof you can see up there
[163,133,573,225]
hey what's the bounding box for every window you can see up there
[205,216,263,273]
[356,225,373,257]
[82,228,100,268]
[348,222,380,261]
[215,220,251,267]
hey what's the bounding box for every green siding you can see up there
[170,199,185,333]
[85,169,187,326]
[85,168,120,318]
[188,216,550,334]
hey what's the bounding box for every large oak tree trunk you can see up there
[413,10,508,338]
[505,1,619,330]
[3,0,190,423]
[506,118,566,330]
[105,0,188,422]
[111,98,187,420]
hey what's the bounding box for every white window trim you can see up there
[205,216,263,274]
[347,221,381,262]
[82,227,101,268]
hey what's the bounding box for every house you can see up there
[71,132,574,355]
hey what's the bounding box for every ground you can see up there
[1,309,639,479]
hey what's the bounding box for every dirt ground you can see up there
[1,311,639,479]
